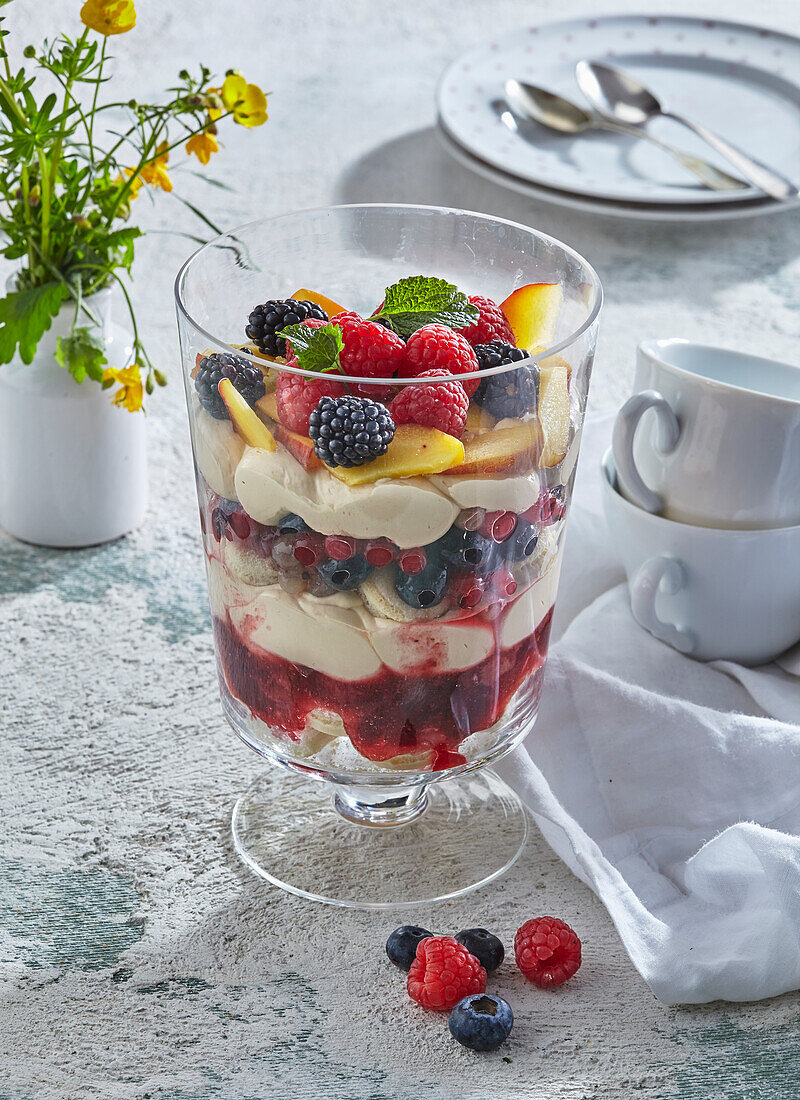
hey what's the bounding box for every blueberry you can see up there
[395,559,448,609]
[439,527,496,570]
[454,928,505,973]
[318,553,371,591]
[386,924,433,971]
[498,518,538,562]
[448,994,514,1052]
[277,513,309,536]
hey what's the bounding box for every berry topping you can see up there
[395,558,448,609]
[458,295,516,347]
[194,352,266,421]
[497,518,538,562]
[440,527,495,570]
[386,925,434,971]
[390,370,469,439]
[363,537,397,568]
[318,553,371,591]
[454,928,505,973]
[407,936,487,1012]
[324,535,358,561]
[246,298,329,357]
[400,324,480,397]
[448,994,514,1052]
[308,395,396,468]
[211,497,245,541]
[291,533,326,567]
[275,371,346,434]
[473,340,538,419]
[331,311,406,399]
[450,572,485,610]
[479,510,518,543]
[514,916,582,988]
[397,547,427,575]
[276,513,309,536]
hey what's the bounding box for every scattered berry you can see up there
[390,370,469,438]
[497,519,538,562]
[440,527,495,570]
[407,936,487,1012]
[363,537,397,568]
[450,572,485,610]
[331,311,406,399]
[246,298,329,357]
[324,535,359,561]
[459,295,515,347]
[308,395,395,468]
[195,352,266,420]
[318,553,371,591]
[473,341,538,419]
[514,916,582,988]
[454,929,505,973]
[386,925,433,971]
[395,558,448,609]
[448,994,514,1052]
[400,324,480,397]
[277,513,309,536]
[479,510,517,544]
[275,371,345,434]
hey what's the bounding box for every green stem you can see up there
[86,35,106,161]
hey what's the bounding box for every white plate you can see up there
[436,123,794,222]
[437,14,800,206]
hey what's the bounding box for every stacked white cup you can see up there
[604,338,800,664]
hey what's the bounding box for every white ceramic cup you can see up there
[613,339,800,529]
[601,450,800,665]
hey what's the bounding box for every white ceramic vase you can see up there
[0,286,147,547]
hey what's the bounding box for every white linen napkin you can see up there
[499,413,800,1005]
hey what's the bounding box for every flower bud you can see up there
[23,45,36,58]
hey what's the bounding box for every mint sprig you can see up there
[279,322,344,374]
[372,275,479,338]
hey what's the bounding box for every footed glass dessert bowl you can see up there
[175,204,601,908]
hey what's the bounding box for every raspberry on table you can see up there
[194,352,266,420]
[390,370,469,438]
[514,916,582,988]
[331,311,406,400]
[458,295,516,347]
[473,340,538,419]
[308,394,395,468]
[407,936,487,1011]
[275,371,345,434]
[246,298,329,357]
[400,324,480,397]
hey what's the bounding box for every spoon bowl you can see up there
[574,61,661,126]
[504,79,593,134]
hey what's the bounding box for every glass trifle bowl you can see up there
[175,204,601,908]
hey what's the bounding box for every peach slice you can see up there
[501,283,564,350]
[538,355,571,467]
[290,287,347,317]
[328,425,464,486]
[464,403,497,436]
[254,393,321,471]
[446,420,542,477]
[219,379,276,451]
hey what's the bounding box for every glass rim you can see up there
[174,202,603,386]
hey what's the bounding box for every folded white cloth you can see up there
[499,414,800,1005]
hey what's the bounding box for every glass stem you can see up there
[333,782,430,828]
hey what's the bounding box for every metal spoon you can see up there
[575,61,798,201]
[504,79,746,192]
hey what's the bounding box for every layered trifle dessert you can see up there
[189,275,579,773]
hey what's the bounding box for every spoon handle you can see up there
[662,111,798,201]
[598,119,747,191]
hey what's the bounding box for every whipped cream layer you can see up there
[193,408,244,500]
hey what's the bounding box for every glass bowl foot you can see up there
[231,768,529,910]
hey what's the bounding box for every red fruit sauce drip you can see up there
[213,607,553,768]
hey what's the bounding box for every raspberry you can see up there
[459,295,515,347]
[514,916,582,988]
[407,936,487,1011]
[275,372,345,433]
[331,311,405,400]
[400,325,480,397]
[390,370,469,438]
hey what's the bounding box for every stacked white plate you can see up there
[437,14,800,221]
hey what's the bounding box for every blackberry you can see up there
[454,928,505,973]
[309,395,395,468]
[386,925,434,971]
[245,299,329,357]
[194,352,266,420]
[395,558,448,609]
[473,340,538,419]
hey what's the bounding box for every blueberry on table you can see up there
[386,925,434,971]
[454,928,505,973]
[448,993,514,1052]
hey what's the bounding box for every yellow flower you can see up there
[138,141,172,192]
[120,166,143,198]
[221,73,268,128]
[104,363,144,412]
[185,129,219,166]
[80,0,136,35]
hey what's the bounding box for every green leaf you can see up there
[55,326,107,383]
[373,275,479,337]
[0,282,68,364]
[279,322,344,374]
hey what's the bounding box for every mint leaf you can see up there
[373,275,479,337]
[280,322,344,374]
[0,282,68,364]
[55,326,107,383]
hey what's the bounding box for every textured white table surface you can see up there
[2,1,800,1097]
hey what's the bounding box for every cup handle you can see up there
[612,390,681,514]
[630,555,696,654]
